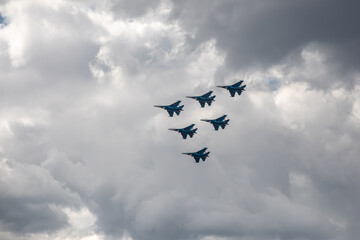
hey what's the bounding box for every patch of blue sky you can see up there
[268,77,280,91]
[0,12,6,26]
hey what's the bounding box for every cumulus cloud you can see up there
[0,0,359,240]
[171,0,360,74]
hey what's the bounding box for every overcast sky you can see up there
[1,0,360,240]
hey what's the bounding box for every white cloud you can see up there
[0,0,359,240]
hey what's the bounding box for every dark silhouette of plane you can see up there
[201,115,229,130]
[169,124,197,139]
[186,91,216,107]
[217,80,246,97]
[154,100,184,117]
[182,147,210,163]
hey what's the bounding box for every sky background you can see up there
[0,0,360,239]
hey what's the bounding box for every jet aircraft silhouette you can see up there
[201,115,229,130]
[217,80,246,97]
[169,124,197,139]
[186,91,216,107]
[182,147,210,163]
[154,100,184,117]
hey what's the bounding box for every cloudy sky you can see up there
[0,0,360,239]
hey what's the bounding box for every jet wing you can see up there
[184,124,195,130]
[197,147,207,154]
[202,91,213,98]
[167,110,174,117]
[170,100,181,107]
[232,80,244,87]
[199,101,205,108]
[181,132,187,139]
[194,156,200,163]
[213,124,219,131]
[216,115,227,121]
[229,89,236,97]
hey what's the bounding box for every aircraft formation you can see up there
[154,80,246,163]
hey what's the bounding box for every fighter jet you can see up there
[169,124,197,139]
[217,80,246,97]
[186,91,216,108]
[182,147,210,163]
[154,100,184,117]
[201,115,229,131]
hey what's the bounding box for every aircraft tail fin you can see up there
[201,152,209,161]
[189,128,197,138]
[237,85,246,95]
[175,105,184,116]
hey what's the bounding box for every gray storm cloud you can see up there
[0,1,359,240]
